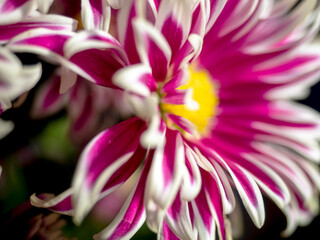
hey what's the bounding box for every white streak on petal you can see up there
[113,64,152,97]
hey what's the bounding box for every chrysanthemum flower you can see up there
[9,0,320,239]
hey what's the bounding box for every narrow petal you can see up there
[30,188,74,215]
[94,157,151,240]
[144,129,184,232]
[0,0,36,25]
[218,158,265,228]
[112,64,156,97]
[133,18,171,82]
[155,0,193,61]
[64,30,128,88]
[81,0,111,31]
[164,194,196,240]
[0,14,77,43]
[71,117,146,223]
[7,28,74,64]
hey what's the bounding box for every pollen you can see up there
[162,66,218,137]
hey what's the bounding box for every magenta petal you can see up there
[72,117,147,222]
[133,19,171,82]
[201,170,226,240]
[7,29,73,61]
[0,14,77,43]
[0,0,34,24]
[160,221,180,240]
[82,0,110,31]
[94,157,152,240]
[64,31,128,88]
[30,188,73,215]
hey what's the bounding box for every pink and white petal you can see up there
[205,0,227,34]
[155,0,193,61]
[81,0,111,31]
[253,143,315,204]
[0,0,36,25]
[35,0,53,13]
[158,221,180,240]
[244,0,320,53]
[211,151,265,228]
[7,28,74,64]
[201,170,226,240]
[30,188,74,215]
[164,195,196,240]
[191,190,216,240]
[0,119,14,139]
[133,18,171,82]
[64,30,128,88]
[180,146,202,201]
[0,14,77,43]
[112,64,156,97]
[144,129,184,232]
[162,68,187,93]
[93,157,151,240]
[166,114,196,136]
[30,71,66,119]
[71,117,146,223]
[241,153,291,209]
[116,0,140,63]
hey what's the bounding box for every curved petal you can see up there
[93,156,151,240]
[81,0,111,31]
[0,14,77,44]
[0,0,36,25]
[71,117,147,223]
[144,129,184,232]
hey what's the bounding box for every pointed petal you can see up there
[81,0,111,31]
[64,30,128,88]
[144,129,184,232]
[0,0,36,25]
[133,18,171,82]
[112,64,156,97]
[71,117,146,223]
[30,188,74,215]
[0,14,77,44]
[94,157,151,240]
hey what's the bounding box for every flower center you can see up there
[161,66,218,137]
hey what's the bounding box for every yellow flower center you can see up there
[161,66,218,137]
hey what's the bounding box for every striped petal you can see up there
[93,157,151,240]
[81,0,111,31]
[155,0,193,61]
[7,28,74,64]
[164,194,196,240]
[0,0,36,25]
[64,30,128,88]
[217,158,265,228]
[71,117,147,223]
[0,14,77,44]
[30,188,74,215]
[144,129,184,232]
[133,18,171,82]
